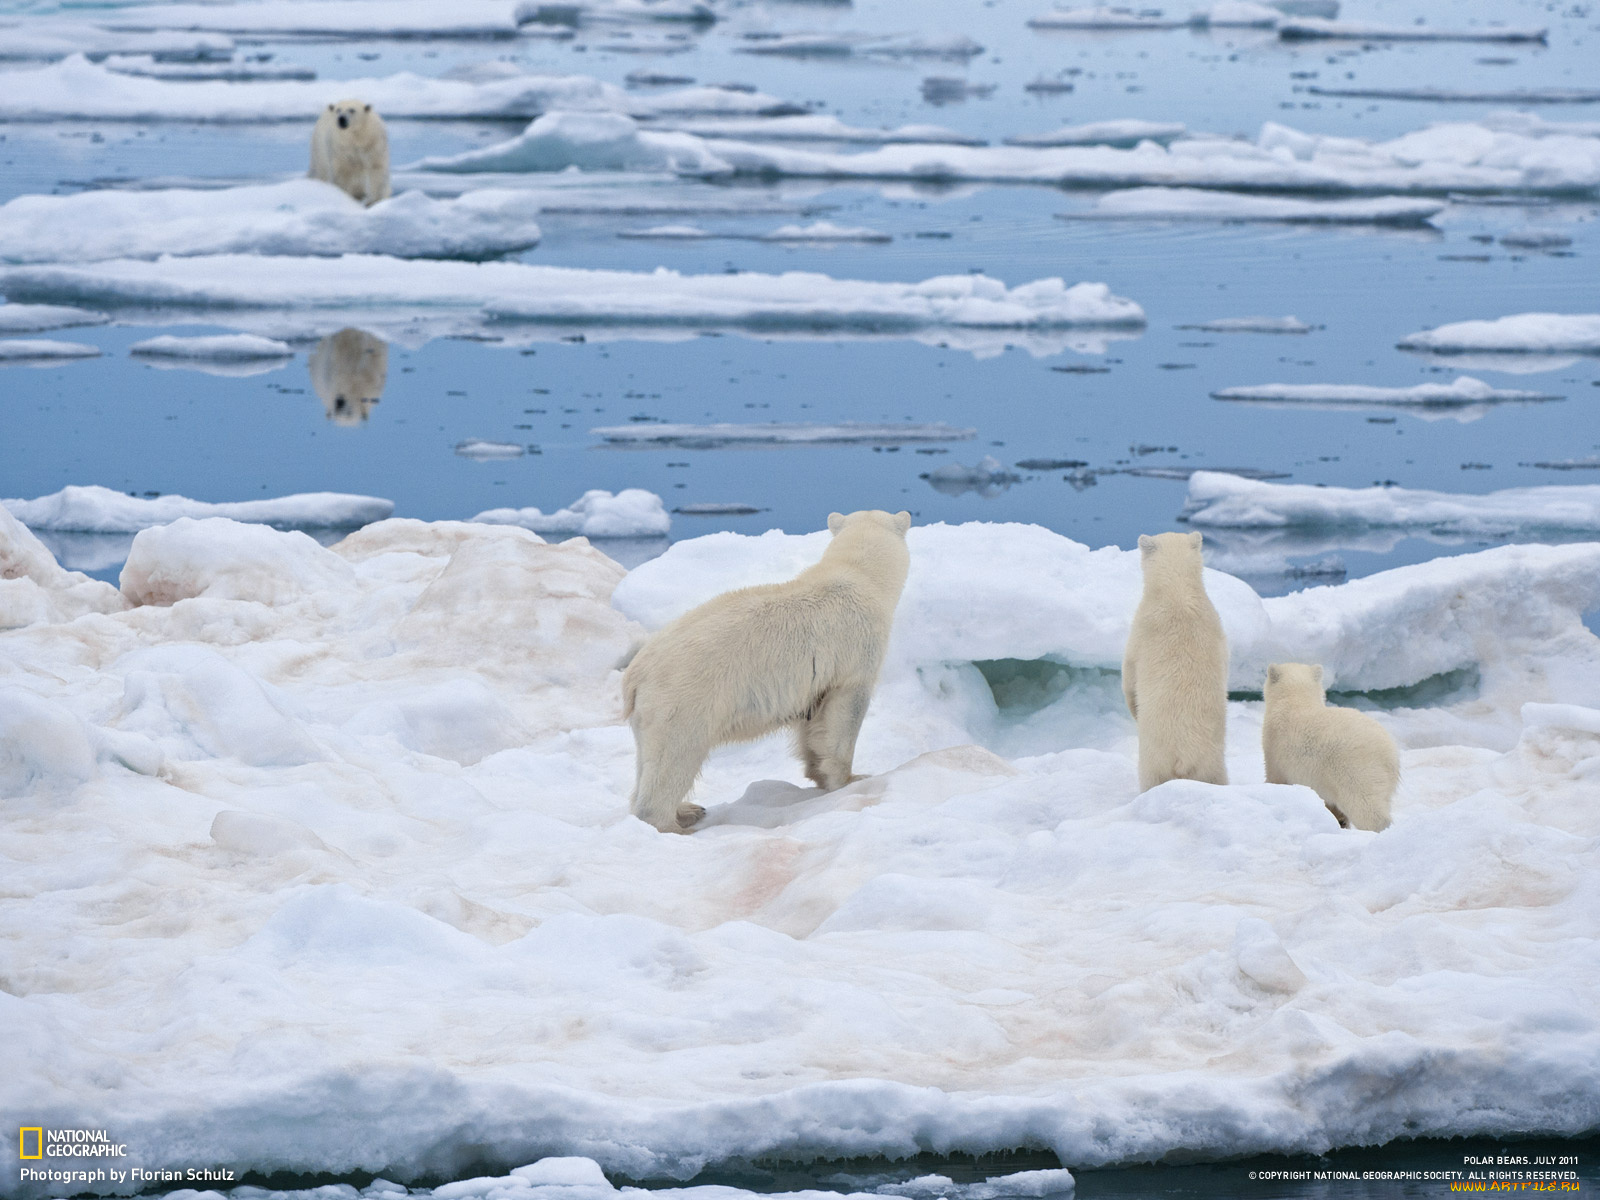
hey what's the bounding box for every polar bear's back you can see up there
[1265,695,1398,831]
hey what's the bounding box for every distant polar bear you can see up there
[1122,530,1229,791]
[622,509,912,832]
[1263,662,1397,832]
[308,328,387,425]
[309,99,391,206]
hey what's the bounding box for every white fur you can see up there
[1122,530,1229,791]
[1263,662,1398,832]
[309,99,391,207]
[622,509,911,832]
[308,327,387,425]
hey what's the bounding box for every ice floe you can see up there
[1397,313,1600,355]
[1182,471,1600,535]
[0,180,545,262]
[410,111,732,175]
[1177,316,1312,333]
[592,421,976,447]
[1277,18,1546,42]
[129,333,294,362]
[4,485,393,533]
[657,115,985,146]
[759,221,891,243]
[1003,120,1186,148]
[0,21,234,61]
[455,439,527,459]
[0,303,108,333]
[1063,188,1446,224]
[924,455,1020,497]
[4,512,1600,1195]
[474,489,670,537]
[1307,85,1600,105]
[1028,8,1187,30]
[1211,376,1563,417]
[100,54,317,82]
[93,0,530,38]
[0,55,798,121]
[0,337,99,362]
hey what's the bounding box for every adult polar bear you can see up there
[1122,530,1229,791]
[623,509,912,833]
[309,99,391,207]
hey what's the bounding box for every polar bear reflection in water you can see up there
[309,328,387,426]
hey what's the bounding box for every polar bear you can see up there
[1122,530,1229,791]
[1263,662,1397,832]
[622,509,912,832]
[308,328,387,425]
[309,99,391,207]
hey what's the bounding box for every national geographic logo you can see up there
[17,1128,128,1159]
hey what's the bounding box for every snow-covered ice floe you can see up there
[129,334,293,362]
[5,508,1600,1195]
[4,485,393,533]
[0,22,235,61]
[1182,470,1600,535]
[1211,376,1562,419]
[759,221,891,243]
[0,180,544,263]
[0,56,800,121]
[0,337,99,363]
[593,421,976,447]
[474,489,670,538]
[98,55,317,82]
[1062,188,1446,224]
[658,114,985,146]
[1177,315,1312,333]
[410,111,733,175]
[0,303,108,333]
[1027,7,1187,30]
[1277,18,1546,42]
[455,439,526,459]
[0,257,1145,348]
[1397,313,1600,356]
[90,0,530,39]
[1004,119,1186,148]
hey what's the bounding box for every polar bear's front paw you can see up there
[676,803,706,830]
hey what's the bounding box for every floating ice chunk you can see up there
[0,337,99,363]
[1212,377,1561,409]
[411,111,732,175]
[96,0,528,37]
[1189,2,1283,28]
[0,22,234,62]
[1279,18,1546,42]
[1182,471,1600,535]
[673,502,763,515]
[736,31,878,56]
[1481,111,1600,139]
[658,114,985,145]
[1177,316,1312,333]
[617,223,712,239]
[1028,8,1187,30]
[455,440,527,459]
[1397,313,1600,355]
[4,485,392,534]
[926,455,1021,497]
[920,77,996,104]
[474,489,670,538]
[100,54,316,82]
[1004,120,1186,148]
[120,517,360,607]
[593,421,976,447]
[1066,188,1446,224]
[1308,85,1600,104]
[0,180,544,262]
[1498,231,1573,250]
[759,221,891,243]
[0,304,109,334]
[130,334,293,362]
[866,34,986,58]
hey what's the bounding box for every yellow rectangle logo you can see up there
[19,1128,43,1160]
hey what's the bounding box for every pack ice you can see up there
[4,510,1600,1196]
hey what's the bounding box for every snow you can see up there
[591,421,977,446]
[1064,188,1446,224]
[1182,471,1600,535]
[1397,313,1600,355]
[1211,376,1562,409]
[0,180,544,262]
[0,337,99,361]
[129,334,293,361]
[474,489,670,538]
[1177,316,1312,333]
[617,224,712,239]
[0,303,108,333]
[5,514,1600,1196]
[0,22,235,61]
[1003,120,1187,148]
[455,439,527,458]
[4,485,393,533]
[0,55,798,122]
[1278,18,1547,42]
[658,115,985,146]
[760,222,891,243]
[411,111,733,175]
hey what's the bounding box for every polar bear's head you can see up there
[324,98,378,138]
[1265,662,1325,705]
[827,509,911,537]
[1137,529,1204,580]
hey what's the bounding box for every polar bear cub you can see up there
[309,99,391,206]
[622,509,912,832]
[1263,662,1398,832]
[1122,530,1229,791]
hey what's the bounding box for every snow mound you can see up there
[411,111,732,175]
[593,422,975,447]
[0,303,109,333]
[5,485,394,533]
[1212,376,1561,408]
[1067,188,1446,224]
[129,334,293,361]
[0,337,99,362]
[1397,313,1600,355]
[474,489,670,538]
[0,505,128,631]
[0,180,543,263]
[1182,471,1600,535]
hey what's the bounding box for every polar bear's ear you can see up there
[827,512,845,534]
[1188,530,1203,550]
[893,510,911,533]
[1138,534,1155,555]
[364,104,372,112]
[1267,665,1281,686]
[327,103,335,110]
